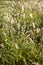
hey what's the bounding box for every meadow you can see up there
[0,0,43,65]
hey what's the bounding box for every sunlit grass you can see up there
[0,0,43,65]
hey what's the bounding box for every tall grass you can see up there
[0,0,43,65]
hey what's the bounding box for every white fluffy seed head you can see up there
[32,23,35,28]
[22,5,24,12]
[29,13,33,18]
[15,44,19,49]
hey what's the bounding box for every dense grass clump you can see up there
[0,0,43,65]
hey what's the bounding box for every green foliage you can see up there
[0,0,43,65]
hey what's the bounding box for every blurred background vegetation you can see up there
[0,0,43,65]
